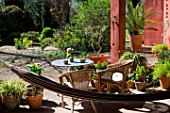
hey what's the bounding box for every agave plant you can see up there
[126,1,158,35]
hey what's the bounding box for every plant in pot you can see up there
[152,60,170,89]
[151,44,169,58]
[74,0,110,63]
[0,80,25,111]
[26,63,44,110]
[126,1,158,52]
[120,52,147,72]
[134,65,148,91]
[91,60,109,91]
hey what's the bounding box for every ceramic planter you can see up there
[26,95,43,110]
[135,82,147,91]
[3,96,20,111]
[88,54,108,64]
[158,76,170,89]
[129,34,143,52]
[127,82,134,88]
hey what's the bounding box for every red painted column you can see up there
[110,0,126,63]
[144,0,163,46]
[163,0,170,47]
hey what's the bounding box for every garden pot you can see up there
[26,95,43,110]
[129,34,143,52]
[3,96,20,111]
[135,82,147,91]
[158,76,170,89]
[127,82,134,88]
[88,54,108,64]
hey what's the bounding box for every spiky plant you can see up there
[126,1,158,35]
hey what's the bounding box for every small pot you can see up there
[26,95,43,110]
[64,59,68,64]
[135,82,147,91]
[80,58,86,63]
[3,96,20,111]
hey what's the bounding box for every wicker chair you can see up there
[97,60,133,94]
[58,70,97,113]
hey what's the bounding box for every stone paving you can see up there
[0,53,170,113]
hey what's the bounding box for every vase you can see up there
[69,56,74,62]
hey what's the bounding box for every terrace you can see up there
[0,0,170,113]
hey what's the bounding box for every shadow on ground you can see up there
[78,101,170,113]
[0,99,59,113]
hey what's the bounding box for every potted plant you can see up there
[0,80,25,110]
[26,63,44,110]
[134,65,148,91]
[126,1,158,52]
[151,44,169,58]
[120,52,147,72]
[91,60,109,91]
[152,61,170,89]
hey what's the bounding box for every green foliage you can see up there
[151,44,169,53]
[120,52,147,66]
[152,61,170,80]
[0,80,25,99]
[14,37,33,49]
[28,63,44,75]
[44,51,65,59]
[135,65,147,81]
[126,1,158,35]
[41,27,54,38]
[20,31,40,42]
[39,37,54,49]
[157,50,170,61]
[95,61,108,70]
[26,84,42,96]
[71,0,110,53]
[54,27,84,51]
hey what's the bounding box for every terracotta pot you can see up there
[26,95,43,110]
[135,82,147,91]
[129,34,143,52]
[127,82,134,88]
[158,76,170,89]
[88,54,108,64]
[3,96,20,110]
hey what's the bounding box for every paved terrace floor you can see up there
[0,53,170,113]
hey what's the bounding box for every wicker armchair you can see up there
[58,70,97,113]
[97,60,133,94]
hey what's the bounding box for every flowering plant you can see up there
[66,47,74,58]
[95,60,109,70]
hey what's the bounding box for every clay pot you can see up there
[158,76,170,89]
[88,54,108,64]
[135,82,147,91]
[129,34,143,52]
[127,82,134,88]
[26,95,43,110]
[3,96,20,110]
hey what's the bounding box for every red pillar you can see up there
[163,0,170,47]
[144,0,163,46]
[110,0,126,63]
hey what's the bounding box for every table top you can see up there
[51,58,93,67]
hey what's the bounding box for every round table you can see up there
[51,58,94,71]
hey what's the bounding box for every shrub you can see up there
[20,31,40,42]
[41,27,54,38]
[14,37,33,49]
